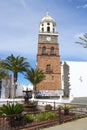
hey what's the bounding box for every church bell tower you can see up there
[36,12,62,97]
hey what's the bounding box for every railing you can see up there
[0,99,24,107]
[0,102,87,130]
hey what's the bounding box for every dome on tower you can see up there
[40,12,56,25]
[39,12,57,33]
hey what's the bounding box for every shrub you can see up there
[59,104,76,110]
[0,103,24,127]
[28,100,38,105]
[36,111,57,121]
[1,103,24,115]
[59,104,76,115]
[23,114,34,123]
[36,113,46,121]
[45,112,57,120]
[45,104,52,111]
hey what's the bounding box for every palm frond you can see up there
[75,33,87,47]
[25,68,45,87]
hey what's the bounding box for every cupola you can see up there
[39,12,57,33]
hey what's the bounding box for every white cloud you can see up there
[76,4,87,9]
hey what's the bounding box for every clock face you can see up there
[46,36,51,41]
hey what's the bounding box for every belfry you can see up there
[36,12,62,97]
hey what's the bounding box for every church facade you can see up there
[36,13,62,97]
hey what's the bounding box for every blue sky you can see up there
[0,0,87,85]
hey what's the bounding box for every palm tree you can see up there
[76,33,87,48]
[25,68,45,98]
[0,60,8,98]
[0,70,8,98]
[2,54,30,98]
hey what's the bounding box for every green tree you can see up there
[0,59,8,97]
[25,68,45,98]
[0,70,8,80]
[76,33,87,48]
[2,54,30,98]
[0,70,8,98]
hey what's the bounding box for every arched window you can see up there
[42,46,46,54]
[50,47,54,54]
[46,64,52,73]
[47,27,50,32]
[47,23,50,25]
[53,28,55,33]
[42,27,44,32]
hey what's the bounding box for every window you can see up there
[52,76,54,80]
[42,27,44,32]
[42,46,46,54]
[46,64,52,73]
[46,64,51,72]
[47,23,50,25]
[47,27,50,32]
[50,47,54,54]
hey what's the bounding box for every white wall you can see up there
[66,61,87,97]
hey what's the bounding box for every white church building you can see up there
[62,61,87,98]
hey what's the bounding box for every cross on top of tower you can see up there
[46,10,49,16]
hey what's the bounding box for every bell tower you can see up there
[36,12,62,97]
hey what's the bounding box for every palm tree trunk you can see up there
[0,80,2,98]
[34,85,36,99]
[14,73,18,98]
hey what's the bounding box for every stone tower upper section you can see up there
[38,12,58,44]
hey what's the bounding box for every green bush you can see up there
[45,112,57,120]
[23,114,35,123]
[36,112,46,121]
[1,103,24,115]
[59,104,76,110]
[59,104,76,115]
[47,112,57,119]
[36,111,57,121]
[0,103,24,127]
[28,100,38,105]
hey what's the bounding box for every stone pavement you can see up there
[43,117,87,130]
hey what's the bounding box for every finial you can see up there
[46,9,49,16]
